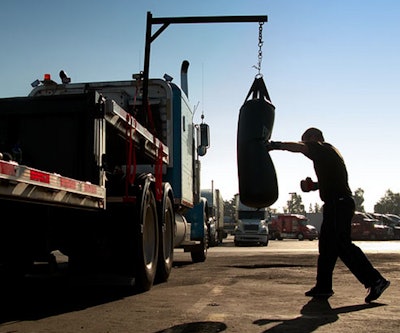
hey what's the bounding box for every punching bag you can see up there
[237,76,278,208]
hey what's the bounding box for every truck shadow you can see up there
[0,256,204,324]
[0,269,141,324]
[253,298,384,332]
[154,321,227,333]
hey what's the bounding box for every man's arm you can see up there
[266,141,309,154]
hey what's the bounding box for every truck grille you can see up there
[244,225,259,232]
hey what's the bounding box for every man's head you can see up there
[301,127,324,142]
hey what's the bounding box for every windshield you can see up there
[239,211,266,220]
[299,220,308,226]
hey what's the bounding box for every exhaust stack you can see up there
[181,60,189,98]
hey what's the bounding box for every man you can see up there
[266,127,390,303]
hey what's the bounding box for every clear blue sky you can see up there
[1,0,399,212]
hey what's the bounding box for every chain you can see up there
[254,21,264,77]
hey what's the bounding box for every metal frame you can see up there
[142,11,268,110]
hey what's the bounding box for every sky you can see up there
[1,0,399,213]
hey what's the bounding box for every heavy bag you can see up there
[237,77,278,208]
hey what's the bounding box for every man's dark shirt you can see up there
[304,142,352,202]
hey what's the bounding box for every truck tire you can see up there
[135,176,159,292]
[155,185,174,283]
[0,255,33,286]
[297,233,304,241]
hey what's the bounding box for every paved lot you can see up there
[0,238,398,333]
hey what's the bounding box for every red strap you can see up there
[125,114,137,198]
[147,99,156,135]
[155,143,163,201]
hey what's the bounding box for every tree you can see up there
[308,202,321,213]
[374,189,400,214]
[284,192,305,214]
[353,188,365,212]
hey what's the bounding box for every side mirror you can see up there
[197,123,210,156]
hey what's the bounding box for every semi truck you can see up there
[0,12,268,292]
[233,194,269,246]
[268,213,318,241]
[0,65,211,292]
[201,186,226,246]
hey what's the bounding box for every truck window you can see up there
[299,220,308,226]
[240,211,265,220]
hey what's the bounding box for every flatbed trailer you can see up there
[0,90,168,210]
[0,88,179,292]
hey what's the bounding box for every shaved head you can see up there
[301,127,324,142]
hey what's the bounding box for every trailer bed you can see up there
[0,91,169,209]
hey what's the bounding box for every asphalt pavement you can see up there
[0,237,398,333]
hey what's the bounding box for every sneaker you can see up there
[305,286,334,298]
[365,278,390,303]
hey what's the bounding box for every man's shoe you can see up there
[305,286,334,298]
[365,278,390,303]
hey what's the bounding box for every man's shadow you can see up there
[253,298,385,333]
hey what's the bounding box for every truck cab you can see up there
[234,217,269,246]
[269,214,318,241]
[233,194,269,246]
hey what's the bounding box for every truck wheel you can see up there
[135,179,159,292]
[297,233,304,241]
[155,188,174,283]
[0,255,33,286]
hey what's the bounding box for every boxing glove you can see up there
[300,177,319,192]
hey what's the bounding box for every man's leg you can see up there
[305,204,337,297]
[315,214,338,291]
[334,198,390,302]
[335,198,382,287]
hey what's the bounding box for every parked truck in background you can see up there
[233,194,269,246]
[223,216,236,236]
[269,213,318,241]
[201,186,227,246]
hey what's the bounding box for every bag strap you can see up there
[244,76,272,103]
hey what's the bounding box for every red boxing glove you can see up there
[300,177,319,192]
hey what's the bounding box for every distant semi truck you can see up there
[233,194,269,246]
[269,214,318,241]
[201,187,226,246]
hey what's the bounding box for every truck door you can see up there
[292,218,298,232]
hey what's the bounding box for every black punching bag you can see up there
[237,76,278,208]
